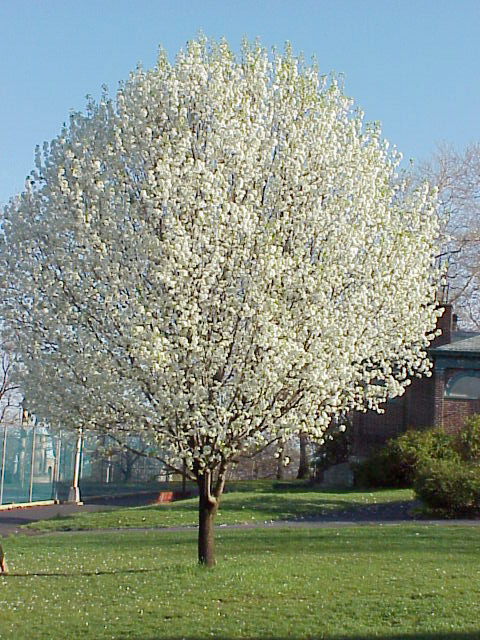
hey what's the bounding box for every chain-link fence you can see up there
[0,417,168,505]
[0,415,58,504]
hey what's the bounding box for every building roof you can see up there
[431,332,480,357]
[450,330,480,344]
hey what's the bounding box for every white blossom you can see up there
[0,37,440,481]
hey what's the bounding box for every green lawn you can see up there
[25,485,415,532]
[1,525,480,639]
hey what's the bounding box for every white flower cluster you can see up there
[0,38,440,478]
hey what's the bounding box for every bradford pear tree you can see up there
[0,38,440,565]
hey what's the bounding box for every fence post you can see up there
[51,432,62,500]
[68,428,83,503]
[28,425,36,502]
[0,424,7,505]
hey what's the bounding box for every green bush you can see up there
[454,414,480,462]
[352,414,480,515]
[353,428,459,488]
[414,458,480,516]
[352,448,404,488]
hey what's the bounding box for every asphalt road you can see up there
[2,499,480,539]
[0,503,117,537]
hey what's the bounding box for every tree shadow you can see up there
[3,567,158,578]
[141,629,480,640]
[139,633,480,640]
[211,526,476,557]
[217,492,416,522]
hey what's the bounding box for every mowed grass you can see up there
[25,485,415,532]
[1,525,480,639]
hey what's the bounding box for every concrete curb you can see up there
[0,500,57,511]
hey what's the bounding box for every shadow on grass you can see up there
[158,491,414,519]
[215,493,414,522]
[139,633,480,640]
[4,567,159,578]
[211,525,476,557]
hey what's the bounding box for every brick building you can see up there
[352,305,480,455]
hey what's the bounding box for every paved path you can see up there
[2,499,480,538]
[0,503,116,537]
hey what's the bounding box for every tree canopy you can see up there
[1,37,440,564]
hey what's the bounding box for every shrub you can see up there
[353,428,459,488]
[414,458,480,516]
[454,414,480,462]
[352,448,404,488]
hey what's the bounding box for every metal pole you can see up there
[68,428,83,504]
[52,432,62,501]
[50,434,57,500]
[0,423,7,505]
[28,424,36,503]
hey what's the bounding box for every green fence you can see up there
[0,421,167,505]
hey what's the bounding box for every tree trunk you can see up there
[197,470,224,566]
[276,448,286,480]
[198,496,216,566]
[297,433,310,479]
[182,459,187,499]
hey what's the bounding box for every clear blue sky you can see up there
[1,0,479,205]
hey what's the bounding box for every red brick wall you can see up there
[442,399,480,433]
[353,398,406,455]
[405,376,436,428]
[351,303,480,452]
[352,365,480,453]
[433,368,445,427]
[352,374,439,455]
[439,369,480,434]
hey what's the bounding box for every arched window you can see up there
[445,372,480,399]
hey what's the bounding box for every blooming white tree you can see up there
[1,38,440,565]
